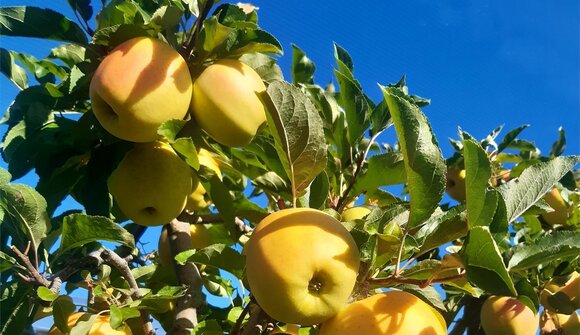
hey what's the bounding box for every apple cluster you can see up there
[89,36,266,226]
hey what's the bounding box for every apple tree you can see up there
[0,1,579,335]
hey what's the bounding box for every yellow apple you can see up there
[158,224,213,266]
[190,59,266,147]
[319,291,447,335]
[542,188,569,226]
[90,36,192,143]
[108,141,192,226]
[245,208,360,325]
[446,168,466,201]
[48,312,132,335]
[185,149,222,211]
[541,272,579,312]
[480,296,539,335]
[341,206,371,222]
[541,311,580,335]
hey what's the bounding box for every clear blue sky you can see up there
[1,0,578,333]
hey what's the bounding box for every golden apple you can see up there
[158,224,213,266]
[319,291,447,335]
[480,296,539,335]
[185,149,222,211]
[48,312,132,335]
[541,272,579,312]
[108,141,192,226]
[190,59,266,147]
[245,208,360,325]
[90,37,192,143]
[542,188,569,226]
[446,168,466,201]
[341,206,371,222]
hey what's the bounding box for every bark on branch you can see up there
[167,219,205,335]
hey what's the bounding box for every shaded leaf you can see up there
[0,48,28,89]
[499,156,580,223]
[508,231,580,270]
[60,214,135,254]
[460,226,517,297]
[291,44,315,84]
[351,152,406,195]
[262,81,327,203]
[0,6,88,45]
[381,86,446,228]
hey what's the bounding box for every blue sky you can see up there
[1,0,579,333]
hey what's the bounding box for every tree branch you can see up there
[241,303,274,335]
[10,245,49,287]
[98,249,155,335]
[181,0,216,60]
[167,219,205,335]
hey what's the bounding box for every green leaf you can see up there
[239,52,283,83]
[335,70,370,144]
[381,85,446,228]
[291,44,315,84]
[334,43,354,75]
[515,279,539,313]
[308,171,329,210]
[70,313,97,335]
[508,231,580,270]
[416,205,467,256]
[499,156,580,223]
[0,168,11,185]
[0,182,50,251]
[172,138,200,170]
[396,285,446,312]
[460,226,517,297]
[0,48,28,90]
[262,81,328,203]
[201,16,235,53]
[176,244,245,279]
[352,152,406,195]
[52,295,76,333]
[463,137,498,228]
[96,0,150,30]
[227,29,283,56]
[0,283,33,335]
[192,319,223,335]
[497,124,529,153]
[60,214,135,254]
[550,127,566,158]
[0,251,17,272]
[0,6,88,45]
[109,305,140,328]
[207,176,236,235]
[49,44,86,68]
[37,286,58,302]
[67,0,93,21]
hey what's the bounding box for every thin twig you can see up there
[98,249,155,335]
[336,130,383,212]
[182,0,216,60]
[10,245,48,286]
[369,272,466,288]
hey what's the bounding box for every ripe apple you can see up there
[158,224,213,266]
[541,311,580,335]
[480,296,539,335]
[446,168,466,201]
[48,312,132,335]
[108,141,192,226]
[319,290,447,335]
[245,208,360,325]
[541,188,569,226]
[90,36,192,143]
[541,272,579,313]
[341,206,372,222]
[190,59,266,147]
[186,149,222,211]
